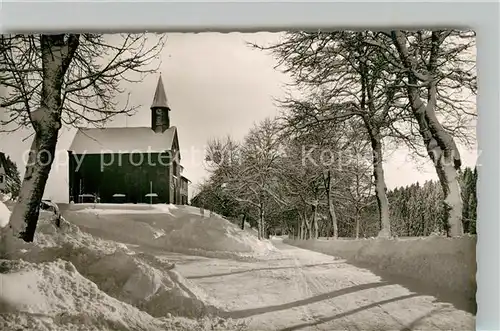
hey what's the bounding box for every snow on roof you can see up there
[69,126,177,154]
[151,76,169,109]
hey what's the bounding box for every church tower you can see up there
[151,75,170,133]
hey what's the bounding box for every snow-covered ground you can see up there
[0,201,475,330]
[284,236,477,304]
[173,240,474,330]
[66,204,276,260]
[0,196,11,228]
[0,202,249,330]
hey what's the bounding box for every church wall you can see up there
[168,158,174,204]
[169,151,182,205]
[68,152,173,204]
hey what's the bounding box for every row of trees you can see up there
[192,29,476,240]
[192,119,478,239]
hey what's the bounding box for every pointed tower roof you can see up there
[151,75,169,108]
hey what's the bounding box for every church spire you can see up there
[150,74,171,133]
[151,75,169,109]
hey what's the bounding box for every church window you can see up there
[156,109,162,123]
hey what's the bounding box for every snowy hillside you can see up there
[0,199,10,228]
[68,204,276,260]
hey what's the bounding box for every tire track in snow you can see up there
[172,240,474,331]
[279,243,407,330]
[289,248,351,329]
[289,252,319,327]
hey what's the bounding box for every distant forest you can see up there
[356,166,477,238]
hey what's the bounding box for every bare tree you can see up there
[278,117,351,239]
[386,30,476,237]
[205,134,241,178]
[255,31,414,238]
[0,33,165,246]
[253,30,475,238]
[341,123,375,238]
[276,127,341,240]
[208,119,283,240]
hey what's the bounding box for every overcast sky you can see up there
[0,32,477,202]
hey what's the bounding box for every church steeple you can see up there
[151,75,170,133]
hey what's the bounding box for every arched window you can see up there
[156,108,162,123]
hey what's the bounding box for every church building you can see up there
[67,76,190,205]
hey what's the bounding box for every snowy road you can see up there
[58,206,474,331]
[169,239,474,331]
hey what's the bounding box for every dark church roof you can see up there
[69,126,178,154]
[151,76,169,109]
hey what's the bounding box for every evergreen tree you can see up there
[0,154,21,199]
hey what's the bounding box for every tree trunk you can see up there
[410,86,463,237]
[355,210,361,239]
[325,170,338,239]
[312,202,319,239]
[257,214,262,240]
[258,206,265,240]
[257,221,262,240]
[241,213,246,230]
[327,170,339,239]
[0,135,57,257]
[431,143,463,237]
[304,211,312,239]
[265,225,270,239]
[300,212,308,240]
[391,31,463,237]
[299,214,305,240]
[8,132,59,241]
[3,35,79,248]
[368,129,391,238]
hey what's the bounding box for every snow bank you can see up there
[0,259,170,331]
[1,192,12,202]
[1,214,247,330]
[1,199,58,229]
[0,200,11,228]
[72,204,276,260]
[0,259,245,331]
[284,236,476,301]
[153,203,178,216]
[152,205,276,258]
[31,216,223,318]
